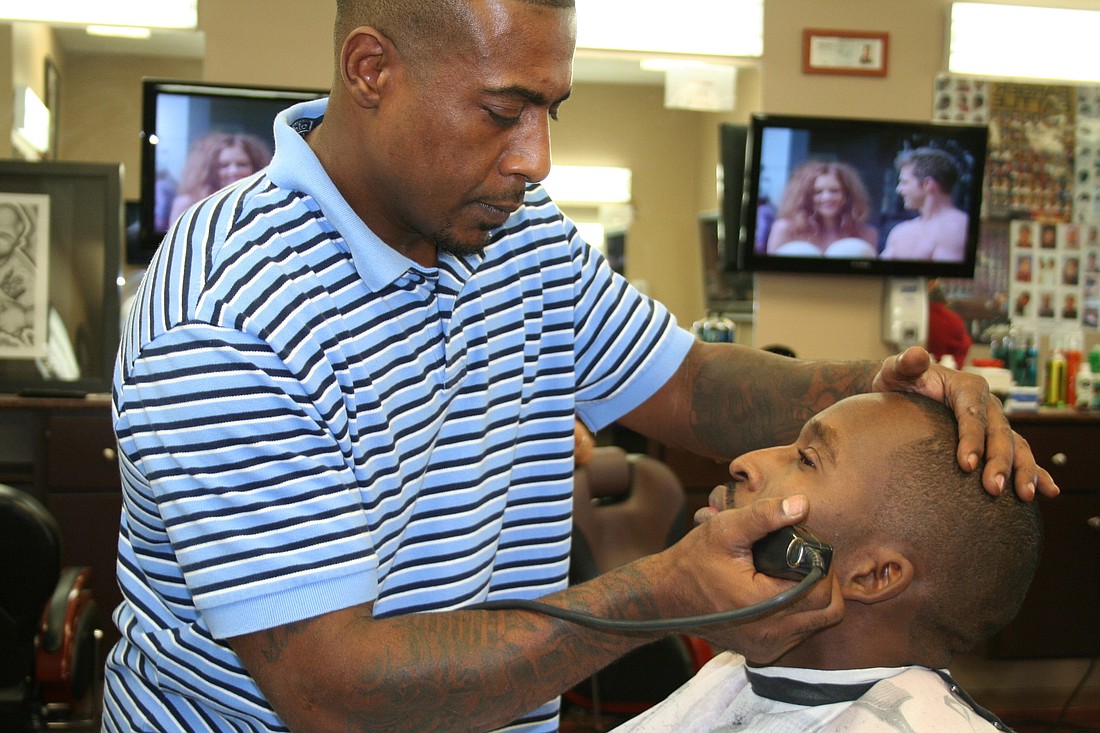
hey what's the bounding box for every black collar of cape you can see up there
[744,665,1013,731]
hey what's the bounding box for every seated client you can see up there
[611,391,1042,733]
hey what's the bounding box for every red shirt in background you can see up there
[927,299,972,367]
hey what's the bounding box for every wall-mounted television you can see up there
[722,113,989,278]
[135,79,326,263]
[0,161,122,396]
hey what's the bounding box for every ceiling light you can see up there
[576,0,762,58]
[949,2,1100,83]
[86,25,152,39]
[639,59,711,72]
[0,0,196,29]
[542,166,632,204]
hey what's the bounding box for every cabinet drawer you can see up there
[45,414,121,490]
[988,493,1100,658]
[1014,423,1100,492]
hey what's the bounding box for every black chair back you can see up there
[0,484,62,729]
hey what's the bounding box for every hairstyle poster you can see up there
[1009,220,1099,331]
[0,193,50,358]
[932,75,1100,341]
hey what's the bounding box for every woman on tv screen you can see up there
[764,160,878,258]
[166,131,273,229]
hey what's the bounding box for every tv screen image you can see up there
[136,79,326,263]
[724,114,989,278]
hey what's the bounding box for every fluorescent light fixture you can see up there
[0,0,197,29]
[86,24,152,39]
[13,85,50,155]
[639,58,711,72]
[541,166,632,204]
[949,2,1100,83]
[576,0,762,58]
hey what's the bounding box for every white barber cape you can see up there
[609,652,1010,732]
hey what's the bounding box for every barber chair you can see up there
[0,484,102,732]
[565,447,713,725]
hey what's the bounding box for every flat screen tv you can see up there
[135,79,326,263]
[0,161,122,396]
[723,113,989,278]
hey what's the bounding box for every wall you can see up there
[752,0,952,361]
[5,22,56,159]
[60,54,203,197]
[0,25,11,159]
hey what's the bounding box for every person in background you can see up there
[879,147,968,262]
[167,131,273,226]
[765,160,879,258]
[103,1,1055,731]
[614,392,1042,733]
[926,282,972,367]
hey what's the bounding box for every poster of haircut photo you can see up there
[1009,220,1099,331]
[0,193,50,358]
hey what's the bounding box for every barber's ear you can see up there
[839,548,914,604]
[339,26,392,108]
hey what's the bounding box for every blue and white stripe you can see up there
[103,98,693,732]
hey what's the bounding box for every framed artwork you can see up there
[802,29,889,77]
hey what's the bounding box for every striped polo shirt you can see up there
[103,98,693,732]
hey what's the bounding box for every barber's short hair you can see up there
[876,394,1042,657]
[335,0,574,75]
[895,147,960,194]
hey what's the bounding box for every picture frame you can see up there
[802,29,889,77]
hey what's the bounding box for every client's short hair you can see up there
[875,394,1042,659]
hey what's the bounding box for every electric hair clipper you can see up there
[753,525,833,580]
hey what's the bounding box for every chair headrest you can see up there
[0,484,62,638]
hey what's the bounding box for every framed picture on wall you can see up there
[802,29,889,77]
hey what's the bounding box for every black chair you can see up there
[0,485,102,732]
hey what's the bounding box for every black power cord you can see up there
[470,547,827,633]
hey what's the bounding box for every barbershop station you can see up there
[0,1,1097,732]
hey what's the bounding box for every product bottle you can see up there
[1045,338,1067,407]
[1091,346,1100,410]
[1075,363,1094,410]
[990,325,1012,369]
[1012,327,1037,387]
[1064,330,1084,407]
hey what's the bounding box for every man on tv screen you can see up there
[879,147,968,262]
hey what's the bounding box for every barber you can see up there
[102,1,1056,732]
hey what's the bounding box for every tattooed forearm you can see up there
[689,349,880,458]
[342,565,659,733]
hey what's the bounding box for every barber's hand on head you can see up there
[667,494,843,663]
[871,346,1059,501]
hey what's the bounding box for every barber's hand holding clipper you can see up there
[630,494,843,663]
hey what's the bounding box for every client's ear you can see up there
[840,548,914,604]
